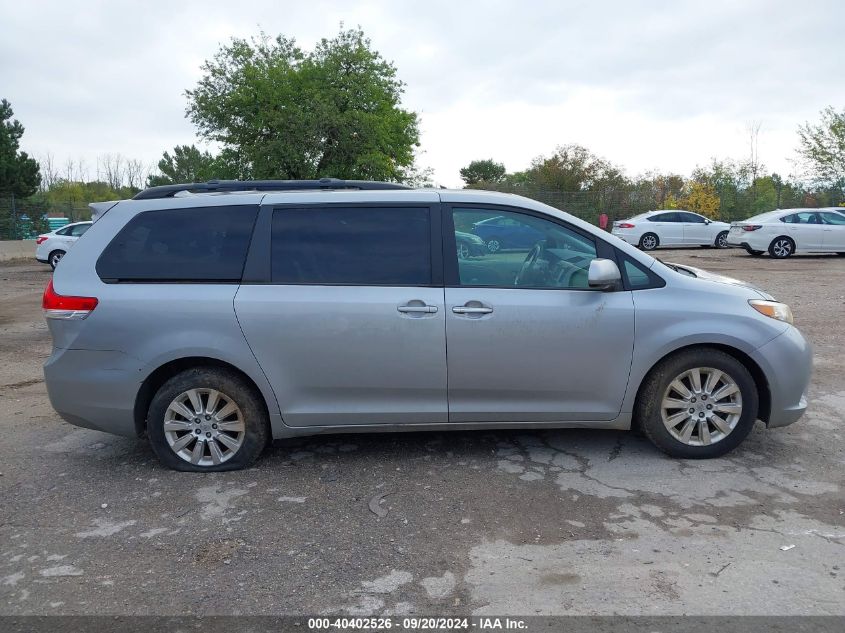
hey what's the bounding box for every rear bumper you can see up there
[751,325,812,428]
[44,348,143,437]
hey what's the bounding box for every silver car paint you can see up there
[44,188,811,440]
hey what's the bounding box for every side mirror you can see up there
[588,259,622,291]
[704,219,712,224]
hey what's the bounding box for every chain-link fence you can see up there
[471,184,845,227]
[0,196,91,240]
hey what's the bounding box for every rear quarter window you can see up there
[96,205,258,282]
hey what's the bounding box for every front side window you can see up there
[819,212,845,225]
[271,206,431,285]
[451,208,596,289]
[96,205,258,282]
[680,212,706,223]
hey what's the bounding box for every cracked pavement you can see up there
[0,249,843,615]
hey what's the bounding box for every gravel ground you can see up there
[0,249,843,616]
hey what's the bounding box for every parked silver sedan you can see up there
[42,181,811,471]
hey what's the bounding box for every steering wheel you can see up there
[514,242,543,286]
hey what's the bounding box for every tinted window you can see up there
[96,206,258,282]
[649,213,680,222]
[55,225,72,236]
[679,212,706,223]
[452,208,596,289]
[271,206,431,285]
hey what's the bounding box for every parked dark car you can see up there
[455,231,487,259]
[471,215,545,252]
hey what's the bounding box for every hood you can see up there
[666,262,774,300]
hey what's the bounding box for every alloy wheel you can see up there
[50,252,64,268]
[486,239,501,253]
[641,235,657,250]
[660,367,742,446]
[772,239,793,258]
[717,233,728,248]
[163,388,246,466]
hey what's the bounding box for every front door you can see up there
[819,211,845,251]
[444,206,635,423]
[235,204,447,427]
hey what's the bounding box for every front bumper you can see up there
[751,325,812,428]
[44,348,143,437]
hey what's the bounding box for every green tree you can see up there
[524,144,626,192]
[147,145,238,186]
[186,27,420,182]
[797,106,845,186]
[0,99,41,197]
[459,159,506,185]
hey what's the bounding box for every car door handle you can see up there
[452,306,493,314]
[397,304,438,314]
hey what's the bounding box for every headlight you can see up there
[749,300,793,324]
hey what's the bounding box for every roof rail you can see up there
[132,178,411,200]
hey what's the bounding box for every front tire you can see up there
[486,236,502,253]
[768,236,795,259]
[49,250,66,270]
[715,231,728,248]
[636,348,758,459]
[147,367,270,472]
[639,233,659,251]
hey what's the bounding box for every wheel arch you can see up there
[134,356,272,436]
[632,343,771,428]
[769,234,796,254]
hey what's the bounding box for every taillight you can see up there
[618,223,635,229]
[742,225,762,232]
[42,279,98,320]
[36,236,49,245]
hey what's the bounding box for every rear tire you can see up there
[147,367,270,472]
[48,250,66,270]
[639,233,659,251]
[715,231,728,248]
[768,236,795,258]
[636,348,758,459]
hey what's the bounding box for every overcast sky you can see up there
[1,0,843,187]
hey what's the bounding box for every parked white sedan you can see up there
[611,210,731,251]
[726,208,845,258]
[35,221,92,269]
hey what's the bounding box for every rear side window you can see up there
[70,223,90,236]
[649,213,679,222]
[96,206,258,282]
[271,206,431,285]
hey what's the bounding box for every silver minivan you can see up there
[43,180,811,471]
